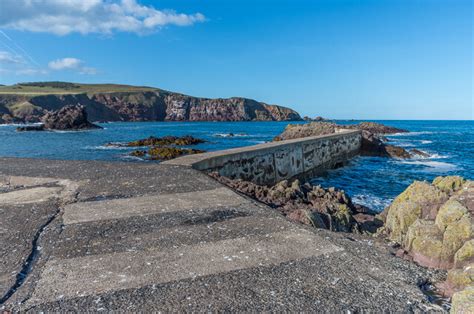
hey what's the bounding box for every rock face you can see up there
[210,173,382,234]
[0,89,301,123]
[380,176,473,297]
[41,105,102,130]
[274,121,412,158]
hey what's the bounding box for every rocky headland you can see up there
[0,82,302,123]
[274,121,424,159]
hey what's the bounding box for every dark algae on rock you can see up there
[118,135,206,161]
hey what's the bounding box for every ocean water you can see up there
[1,120,472,212]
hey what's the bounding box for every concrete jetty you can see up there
[0,133,443,311]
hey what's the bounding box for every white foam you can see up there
[421,140,433,144]
[213,133,249,138]
[352,194,393,212]
[389,131,434,137]
[399,160,460,172]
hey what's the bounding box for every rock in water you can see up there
[274,121,412,158]
[380,176,473,296]
[16,124,45,132]
[41,105,102,131]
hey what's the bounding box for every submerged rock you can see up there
[209,173,381,234]
[380,176,473,296]
[16,124,45,132]
[41,105,102,130]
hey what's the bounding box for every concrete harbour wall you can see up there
[165,129,362,185]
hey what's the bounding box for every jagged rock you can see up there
[209,173,381,234]
[41,105,102,130]
[380,176,473,296]
[274,122,412,158]
[348,122,408,134]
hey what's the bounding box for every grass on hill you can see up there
[0,81,160,95]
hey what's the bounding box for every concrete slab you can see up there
[63,187,250,224]
[27,229,342,305]
[0,187,63,205]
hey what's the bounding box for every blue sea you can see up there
[1,120,472,212]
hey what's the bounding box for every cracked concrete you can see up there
[0,158,445,312]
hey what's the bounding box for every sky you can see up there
[0,0,472,120]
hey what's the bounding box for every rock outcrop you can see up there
[210,173,382,234]
[116,135,207,161]
[131,147,205,160]
[42,105,102,130]
[379,176,473,298]
[16,105,102,131]
[108,135,205,147]
[0,84,301,123]
[274,121,413,158]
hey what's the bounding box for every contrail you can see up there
[0,30,41,67]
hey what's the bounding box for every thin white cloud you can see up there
[0,51,24,64]
[48,57,97,75]
[0,0,206,36]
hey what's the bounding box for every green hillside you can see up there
[0,82,160,95]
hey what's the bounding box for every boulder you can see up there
[381,176,473,296]
[450,286,474,314]
[41,105,102,130]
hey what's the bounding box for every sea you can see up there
[1,120,472,212]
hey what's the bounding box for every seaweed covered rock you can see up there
[131,147,205,161]
[380,176,473,295]
[209,173,381,233]
[42,105,102,130]
[124,135,205,147]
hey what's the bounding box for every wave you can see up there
[85,145,135,150]
[420,140,433,144]
[389,131,434,137]
[399,160,460,172]
[352,194,393,212]
[213,133,249,138]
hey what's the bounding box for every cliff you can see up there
[0,82,301,123]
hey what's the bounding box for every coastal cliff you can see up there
[0,82,301,123]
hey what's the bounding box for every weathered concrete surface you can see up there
[164,130,362,185]
[0,158,445,312]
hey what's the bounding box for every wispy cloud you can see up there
[0,0,206,36]
[0,50,24,64]
[48,57,97,75]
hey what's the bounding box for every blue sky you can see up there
[0,0,472,120]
